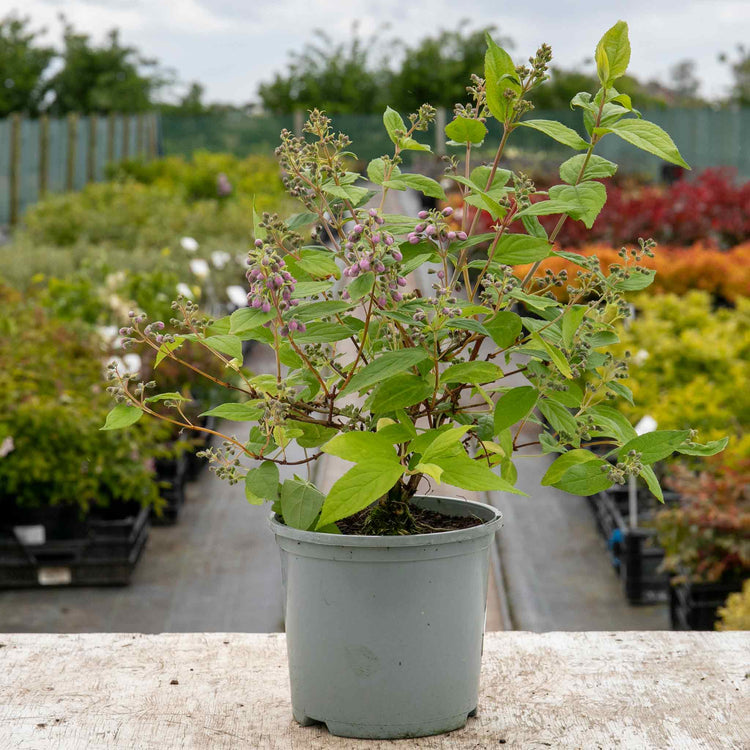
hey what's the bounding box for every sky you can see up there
[3,0,749,105]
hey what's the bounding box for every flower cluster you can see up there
[407,207,466,246]
[341,209,407,306]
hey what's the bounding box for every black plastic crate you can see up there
[0,502,150,588]
[620,528,669,604]
[151,452,188,525]
[669,576,747,631]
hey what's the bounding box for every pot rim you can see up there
[269,494,502,548]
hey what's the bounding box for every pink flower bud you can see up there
[457,231,468,241]
[442,206,454,217]
[261,301,271,313]
[425,225,436,237]
[418,210,428,219]
[392,249,403,262]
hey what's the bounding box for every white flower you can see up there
[123,353,142,376]
[635,415,658,436]
[176,282,194,299]
[97,326,119,344]
[211,251,231,269]
[180,237,199,252]
[226,285,247,307]
[0,436,14,458]
[634,349,650,365]
[189,258,210,278]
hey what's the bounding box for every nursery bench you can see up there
[1,631,747,748]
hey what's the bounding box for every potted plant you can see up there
[655,464,748,630]
[0,288,166,587]
[102,22,725,738]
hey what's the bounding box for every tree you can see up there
[720,45,750,106]
[387,24,509,112]
[0,13,55,116]
[45,20,169,114]
[258,26,388,115]
[669,59,701,103]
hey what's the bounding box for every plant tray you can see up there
[0,503,150,588]
[151,452,189,525]
[669,576,747,631]
[589,491,669,604]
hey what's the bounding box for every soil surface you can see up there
[336,505,484,536]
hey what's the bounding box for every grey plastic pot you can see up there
[269,494,503,739]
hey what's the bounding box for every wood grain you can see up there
[1,632,747,748]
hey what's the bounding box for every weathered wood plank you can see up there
[0,632,747,748]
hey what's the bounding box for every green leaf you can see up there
[371,373,433,413]
[530,332,572,379]
[676,437,729,457]
[347,271,375,301]
[322,183,370,204]
[367,157,387,184]
[522,214,548,240]
[293,321,357,344]
[285,211,317,231]
[384,173,446,200]
[485,311,523,348]
[437,453,525,494]
[539,399,578,439]
[611,269,656,291]
[230,307,275,335]
[560,154,618,184]
[640,464,663,503]
[317,460,404,528]
[383,106,407,144]
[418,426,471,462]
[245,461,280,505]
[339,349,430,397]
[617,430,691,464]
[586,404,637,444]
[252,197,266,240]
[519,120,589,150]
[445,116,488,145]
[100,403,143,430]
[546,382,584,408]
[550,458,612,495]
[609,119,690,169]
[541,449,601,486]
[608,382,634,405]
[441,361,504,386]
[548,182,607,228]
[400,136,431,152]
[202,334,243,362]
[494,386,538,434]
[294,300,354,321]
[444,318,489,337]
[322,431,397,463]
[144,392,191,403]
[494,234,552,265]
[293,281,333,297]
[484,33,520,122]
[287,421,337,449]
[155,337,185,367]
[508,289,558,310]
[281,478,325,530]
[561,305,587,348]
[595,21,631,85]
[245,426,275,455]
[200,402,263,421]
[295,249,341,280]
[470,166,512,192]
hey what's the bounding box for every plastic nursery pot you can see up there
[269,494,503,740]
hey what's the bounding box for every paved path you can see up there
[488,427,669,631]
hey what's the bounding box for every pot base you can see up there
[294,708,478,739]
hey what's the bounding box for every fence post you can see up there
[136,113,145,157]
[435,108,447,156]
[87,116,97,183]
[122,115,130,160]
[39,114,49,198]
[9,113,22,226]
[107,112,116,164]
[293,110,304,137]
[147,112,157,160]
[66,113,78,191]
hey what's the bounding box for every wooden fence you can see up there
[0,112,159,226]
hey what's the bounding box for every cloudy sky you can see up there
[5,0,750,104]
